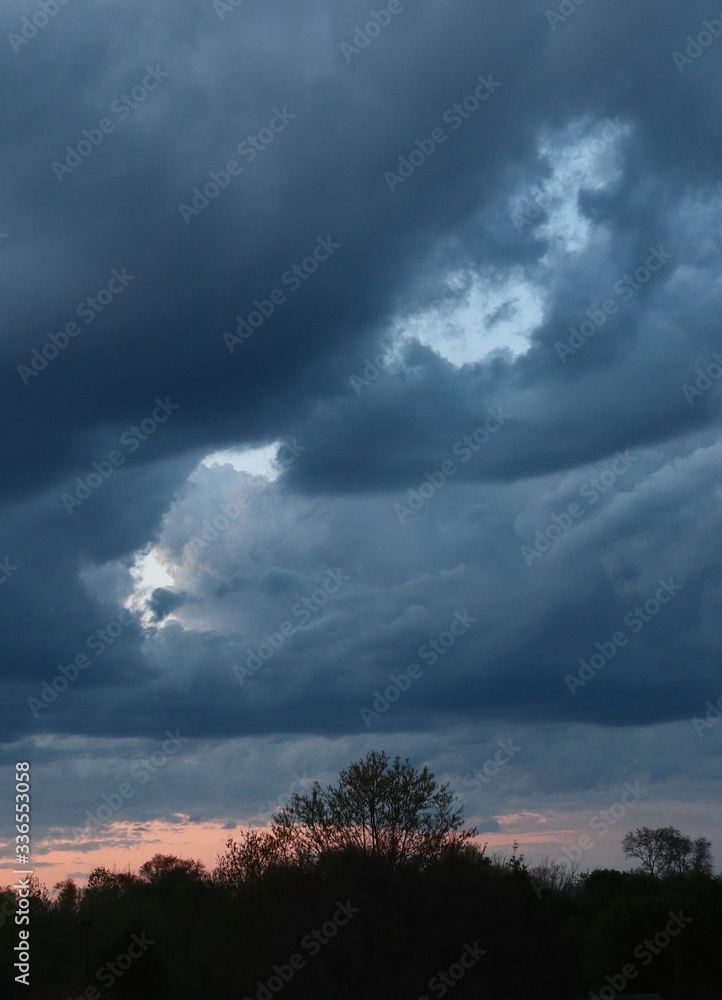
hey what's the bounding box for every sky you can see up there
[1,0,722,891]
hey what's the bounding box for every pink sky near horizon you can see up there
[1,811,638,893]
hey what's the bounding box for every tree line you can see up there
[1,750,720,999]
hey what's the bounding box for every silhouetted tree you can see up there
[5,837,722,999]
[529,854,580,893]
[138,853,209,883]
[690,834,715,876]
[53,878,81,912]
[86,865,141,892]
[272,750,476,869]
[213,827,296,889]
[622,826,714,877]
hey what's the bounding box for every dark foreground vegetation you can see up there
[2,752,721,1000]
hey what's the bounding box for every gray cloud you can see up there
[1,0,721,873]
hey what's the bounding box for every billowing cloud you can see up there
[1,0,721,879]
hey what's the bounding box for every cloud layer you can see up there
[1,0,721,877]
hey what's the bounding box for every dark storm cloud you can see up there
[2,0,718,504]
[1,0,721,866]
[148,587,187,622]
[485,299,518,327]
